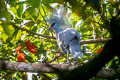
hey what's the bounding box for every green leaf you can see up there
[31,26,37,32]
[15,30,22,41]
[27,0,40,8]
[1,24,13,37]
[10,29,20,42]
[0,11,13,20]
[22,7,37,19]
[1,33,8,42]
[17,3,23,18]
[10,7,17,15]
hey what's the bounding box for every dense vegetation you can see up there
[0,0,120,80]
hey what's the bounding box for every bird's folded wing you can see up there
[58,28,81,47]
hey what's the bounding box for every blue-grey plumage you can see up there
[48,5,83,60]
[49,22,83,58]
[69,38,83,58]
[56,28,83,58]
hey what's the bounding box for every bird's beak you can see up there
[48,25,51,31]
[48,23,56,31]
[48,23,53,31]
[47,24,52,33]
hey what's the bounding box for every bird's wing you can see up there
[69,38,83,58]
[58,28,81,48]
[57,28,83,58]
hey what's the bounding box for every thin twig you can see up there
[12,24,55,39]
[80,38,111,44]
[46,55,62,63]
[11,23,111,44]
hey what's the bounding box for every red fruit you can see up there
[14,46,23,55]
[25,39,37,54]
[29,49,37,54]
[17,52,25,62]
[96,48,103,54]
[25,39,35,49]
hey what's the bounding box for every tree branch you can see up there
[12,24,55,39]
[80,38,112,44]
[12,23,111,44]
[0,60,120,78]
[45,54,62,63]
[0,60,77,73]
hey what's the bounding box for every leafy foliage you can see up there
[0,0,120,79]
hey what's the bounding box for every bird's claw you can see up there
[66,60,70,64]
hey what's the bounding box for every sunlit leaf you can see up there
[22,7,37,19]
[0,12,13,20]
[1,33,8,42]
[1,24,13,37]
[17,3,23,18]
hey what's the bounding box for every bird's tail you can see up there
[69,39,83,58]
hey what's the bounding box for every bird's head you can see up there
[48,17,58,31]
[48,5,71,31]
[48,15,66,31]
[48,22,56,31]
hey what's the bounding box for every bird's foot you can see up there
[70,58,79,65]
[72,60,78,65]
[66,60,70,64]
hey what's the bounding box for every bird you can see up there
[48,6,83,63]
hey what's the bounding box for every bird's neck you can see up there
[54,25,63,35]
